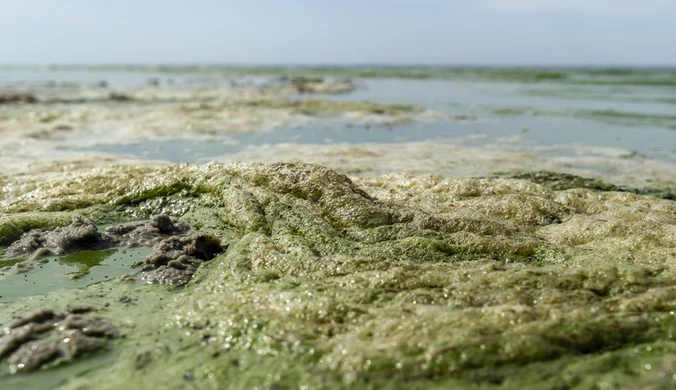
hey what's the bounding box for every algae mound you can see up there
[1,162,675,389]
[0,92,38,105]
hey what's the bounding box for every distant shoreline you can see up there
[2,65,675,86]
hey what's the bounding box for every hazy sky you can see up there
[2,0,675,65]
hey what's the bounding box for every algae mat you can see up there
[1,162,675,389]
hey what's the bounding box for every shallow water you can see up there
[344,78,676,116]
[81,115,675,164]
[25,70,667,166]
[0,247,150,303]
[3,68,676,167]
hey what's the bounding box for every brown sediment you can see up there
[288,76,355,94]
[4,214,189,258]
[0,92,37,105]
[2,214,225,286]
[140,234,224,285]
[0,308,118,373]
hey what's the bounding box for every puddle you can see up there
[88,139,241,162]
[317,78,676,117]
[79,121,475,162]
[81,116,676,164]
[0,247,151,303]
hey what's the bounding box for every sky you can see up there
[1,0,675,65]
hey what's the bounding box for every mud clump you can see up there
[5,218,103,257]
[4,214,189,259]
[0,92,38,105]
[38,93,134,105]
[141,234,225,286]
[510,171,621,191]
[1,213,220,286]
[0,308,117,374]
[512,170,676,200]
[103,214,190,246]
[108,92,134,102]
[289,76,355,94]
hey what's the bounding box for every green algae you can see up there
[510,171,620,192]
[586,109,676,127]
[178,98,421,118]
[0,213,78,245]
[242,99,420,116]
[1,162,676,389]
[0,281,174,389]
[510,171,676,201]
[492,106,676,130]
[520,89,676,105]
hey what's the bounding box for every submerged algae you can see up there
[287,77,355,94]
[492,106,676,130]
[242,98,420,117]
[1,162,675,388]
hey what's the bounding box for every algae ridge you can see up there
[0,162,675,389]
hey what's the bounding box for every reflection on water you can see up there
[0,247,151,302]
[83,116,676,164]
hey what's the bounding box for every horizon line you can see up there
[2,63,676,69]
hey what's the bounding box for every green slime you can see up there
[1,162,675,389]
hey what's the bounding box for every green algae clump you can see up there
[1,162,676,389]
[0,213,77,246]
[243,98,420,116]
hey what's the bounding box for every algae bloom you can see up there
[1,162,675,389]
[1,65,676,389]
